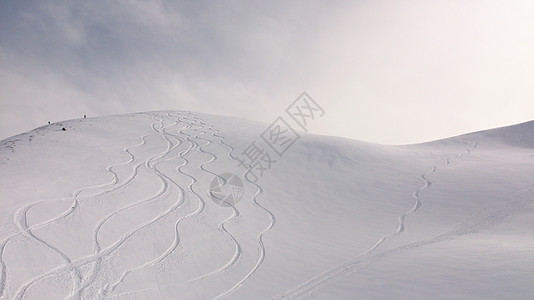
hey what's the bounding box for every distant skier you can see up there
[84,115,86,118]
[62,128,66,131]
[48,121,51,124]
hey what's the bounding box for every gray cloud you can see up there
[1,0,533,144]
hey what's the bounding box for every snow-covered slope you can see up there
[0,111,533,299]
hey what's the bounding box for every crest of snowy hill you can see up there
[0,111,533,299]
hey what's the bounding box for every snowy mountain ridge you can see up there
[0,111,533,299]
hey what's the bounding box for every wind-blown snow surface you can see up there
[0,111,533,299]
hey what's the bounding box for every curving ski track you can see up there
[278,141,479,299]
[12,114,172,299]
[98,112,247,298]
[183,120,243,284]
[97,113,204,297]
[1,116,164,299]
[208,125,276,300]
[4,112,220,299]
[74,114,191,298]
[279,182,534,299]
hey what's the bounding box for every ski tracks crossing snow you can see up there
[277,141,479,299]
[2,111,276,299]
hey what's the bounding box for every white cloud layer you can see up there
[1,0,533,144]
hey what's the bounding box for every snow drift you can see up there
[0,111,533,299]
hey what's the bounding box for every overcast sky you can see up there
[1,0,533,144]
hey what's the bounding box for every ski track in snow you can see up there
[1,116,164,299]
[97,113,203,297]
[11,114,173,299]
[99,112,251,298]
[14,201,82,300]
[0,132,149,297]
[278,183,534,300]
[212,177,275,300]
[86,112,211,298]
[184,120,243,284]
[1,112,228,299]
[210,127,276,300]
[6,113,520,300]
[278,141,479,299]
[0,122,158,298]
[75,113,191,298]
[97,117,277,299]
[99,112,230,296]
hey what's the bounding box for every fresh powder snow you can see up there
[0,111,533,299]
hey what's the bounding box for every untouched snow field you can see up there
[0,111,533,299]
